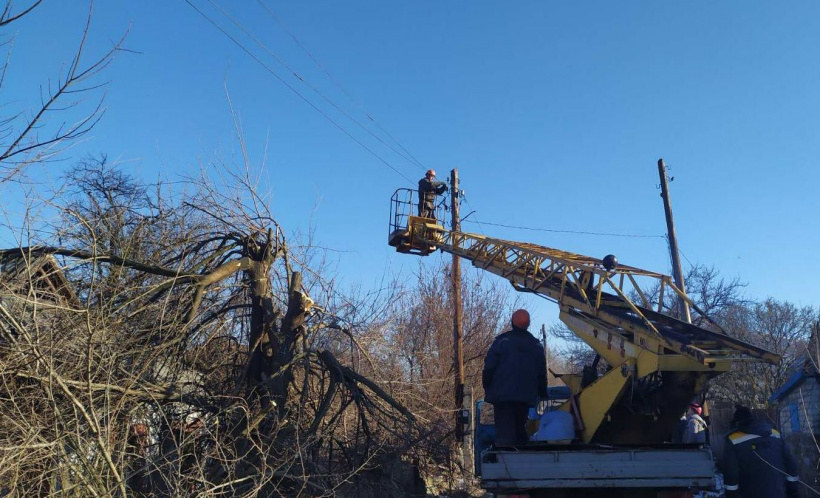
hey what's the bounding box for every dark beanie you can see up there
[732,405,753,426]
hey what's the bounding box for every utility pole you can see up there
[657,159,691,323]
[450,168,465,428]
[450,168,471,474]
[813,321,819,372]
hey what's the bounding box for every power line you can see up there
[205,0,425,173]
[461,195,486,235]
[462,218,665,239]
[255,0,428,171]
[462,187,660,240]
[673,237,696,268]
[184,0,416,185]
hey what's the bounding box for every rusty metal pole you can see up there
[657,159,691,323]
[450,168,465,438]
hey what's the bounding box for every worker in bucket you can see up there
[682,402,708,444]
[482,309,548,446]
[723,405,800,498]
[417,169,447,220]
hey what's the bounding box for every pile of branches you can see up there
[0,163,422,497]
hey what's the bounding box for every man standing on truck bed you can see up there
[723,405,800,498]
[482,309,548,446]
[682,402,708,444]
[418,169,447,220]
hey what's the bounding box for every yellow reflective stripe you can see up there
[725,484,739,490]
[771,430,781,438]
[729,433,760,445]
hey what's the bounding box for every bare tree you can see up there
[0,1,124,182]
[710,299,818,407]
[0,161,423,496]
[372,259,515,490]
[634,263,749,325]
[635,263,818,408]
[0,5,438,495]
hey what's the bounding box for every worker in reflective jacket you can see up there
[418,169,447,220]
[723,405,799,498]
[482,309,548,446]
[682,403,708,444]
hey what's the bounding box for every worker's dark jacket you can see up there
[482,327,548,406]
[723,420,799,498]
[418,177,447,214]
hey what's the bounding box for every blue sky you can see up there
[4,1,820,330]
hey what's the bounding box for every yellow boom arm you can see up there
[388,203,779,444]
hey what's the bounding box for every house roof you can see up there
[770,360,820,403]
[0,251,78,306]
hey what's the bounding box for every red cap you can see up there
[511,309,530,329]
[689,403,703,416]
[426,169,436,177]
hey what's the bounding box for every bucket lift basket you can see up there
[388,188,446,256]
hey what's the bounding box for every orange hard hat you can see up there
[511,309,530,329]
[426,169,436,177]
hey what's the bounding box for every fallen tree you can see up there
[0,160,421,496]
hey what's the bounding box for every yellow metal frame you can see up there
[413,230,780,366]
[396,224,781,442]
[559,361,634,442]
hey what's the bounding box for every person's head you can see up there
[732,405,753,428]
[511,309,530,330]
[425,169,436,179]
[687,403,703,417]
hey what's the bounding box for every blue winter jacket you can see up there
[723,420,799,498]
[482,327,548,406]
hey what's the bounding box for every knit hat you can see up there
[732,405,753,426]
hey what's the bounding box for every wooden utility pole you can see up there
[657,159,691,323]
[812,322,819,371]
[450,168,465,436]
[450,168,473,476]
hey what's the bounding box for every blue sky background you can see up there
[4,1,820,330]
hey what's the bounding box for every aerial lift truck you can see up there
[387,188,779,498]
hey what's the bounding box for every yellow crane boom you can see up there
[388,190,779,444]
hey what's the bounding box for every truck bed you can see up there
[480,444,715,492]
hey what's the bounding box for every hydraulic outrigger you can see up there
[388,187,780,495]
